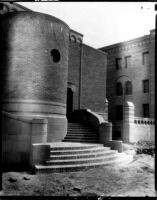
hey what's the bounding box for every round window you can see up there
[50,49,60,63]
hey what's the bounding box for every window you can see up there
[142,52,149,65]
[125,56,131,68]
[143,104,149,118]
[51,49,60,63]
[115,58,122,70]
[116,82,123,96]
[116,105,123,120]
[143,80,149,93]
[125,81,132,95]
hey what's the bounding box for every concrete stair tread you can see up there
[35,154,133,170]
[65,136,98,138]
[63,139,99,142]
[46,154,119,164]
[50,146,110,153]
[50,142,103,148]
[49,150,117,159]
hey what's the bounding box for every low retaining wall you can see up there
[30,144,50,167]
[130,121,155,142]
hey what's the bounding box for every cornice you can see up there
[103,38,151,54]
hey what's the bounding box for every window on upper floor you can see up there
[143,79,149,93]
[125,56,131,68]
[115,58,122,70]
[142,52,149,65]
[116,82,123,96]
[143,104,149,118]
[125,81,132,95]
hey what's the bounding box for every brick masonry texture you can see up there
[68,41,107,113]
[100,31,155,120]
[2,12,70,104]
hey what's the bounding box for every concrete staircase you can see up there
[63,123,99,143]
[35,142,133,173]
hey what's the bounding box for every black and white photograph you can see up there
[1,1,156,197]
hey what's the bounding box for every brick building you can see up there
[100,30,155,139]
[1,2,154,168]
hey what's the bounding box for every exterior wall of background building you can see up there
[100,30,155,123]
[68,40,107,115]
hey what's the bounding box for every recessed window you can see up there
[50,49,60,63]
[125,81,132,95]
[143,80,149,93]
[143,104,149,118]
[115,58,122,70]
[116,82,123,96]
[142,52,149,65]
[125,56,131,68]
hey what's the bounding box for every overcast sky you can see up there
[19,2,156,48]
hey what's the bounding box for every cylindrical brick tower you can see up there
[2,11,70,142]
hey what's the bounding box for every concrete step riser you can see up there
[63,139,99,143]
[65,136,98,139]
[50,145,104,151]
[68,129,91,130]
[50,148,110,155]
[66,134,97,137]
[67,132,96,134]
[35,156,133,173]
[46,155,118,165]
[49,151,117,160]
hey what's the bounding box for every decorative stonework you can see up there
[70,29,83,43]
[102,38,151,54]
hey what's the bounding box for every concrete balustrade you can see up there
[73,109,123,152]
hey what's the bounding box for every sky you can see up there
[19,2,156,48]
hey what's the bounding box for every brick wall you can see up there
[68,41,107,114]
[100,31,155,121]
[2,11,69,104]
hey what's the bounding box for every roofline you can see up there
[83,43,107,56]
[13,2,32,11]
[99,31,155,50]
[70,29,84,37]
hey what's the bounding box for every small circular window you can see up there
[50,49,60,63]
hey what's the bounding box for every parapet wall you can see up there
[122,101,155,143]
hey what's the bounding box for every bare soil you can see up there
[1,153,155,197]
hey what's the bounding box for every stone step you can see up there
[63,138,99,143]
[68,129,96,132]
[49,150,117,160]
[50,146,110,155]
[67,132,96,135]
[65,135,98,139]
[35,154,133,173]
[50,143,104,151]
[68,126,91,129]
[46,154,119,165]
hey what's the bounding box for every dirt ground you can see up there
[1,153,155,197]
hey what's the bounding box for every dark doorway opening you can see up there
[116,105,123,120]
[66,88,73,122]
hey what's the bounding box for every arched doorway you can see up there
[66,87,73,122]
